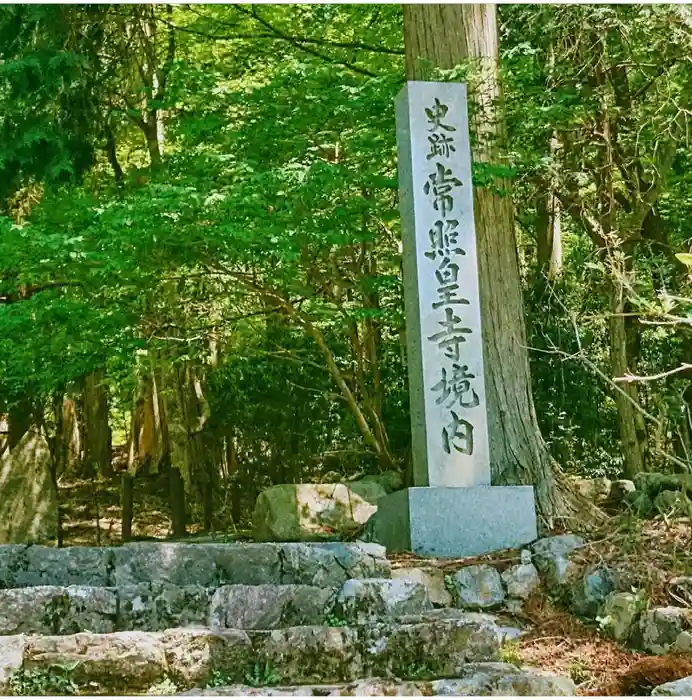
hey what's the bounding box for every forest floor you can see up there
[56,475,692,696]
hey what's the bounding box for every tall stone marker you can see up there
[369,82,537,557]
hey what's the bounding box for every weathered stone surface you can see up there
[212,544,283,585]
[501,552,540,600]
[0,635,25,693]
[335,578,431,624]
[181,664,575,696]
[434,662,575,695]
[248,615,502,685]
[0,585,117,635]
[392,566,453,607]
[0,429,58,544]
[111,543,219,588]
[119,583,210,631]
[652,675,692,696]
[279,542,390,587]
[571,477,611,505]
[361,616,501,679]
[14,546,112,588]
[600,591,643,643]
[675,631,692,652]
[24,630,168,693]
[530,534,584,590]
[453,565,505,609]
[253,484,383,542]
[631,607,688,654]
[0,542,388,591]
[161,627,252,687]
[252,625,362,685]
[570,567,615,618]
[209,585,335,629]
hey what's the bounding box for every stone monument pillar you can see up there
[369,82,537,557]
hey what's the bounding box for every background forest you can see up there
[3,3,692,542]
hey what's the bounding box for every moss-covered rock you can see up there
[252,484,385,542]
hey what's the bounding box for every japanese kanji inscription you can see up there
[396,81,490,488]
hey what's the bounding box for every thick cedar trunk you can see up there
[403,4,597,528]
[82,371,113,478]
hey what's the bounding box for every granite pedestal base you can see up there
[369,486,537,558]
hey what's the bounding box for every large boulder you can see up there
[0,429,58,544]
[452,565,505,609]
[252,484,385,542]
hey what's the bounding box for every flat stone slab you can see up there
[183,663,575,695]
[368,486,537,557]
[0,542,389,589]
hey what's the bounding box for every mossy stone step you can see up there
[0,577,434,635]
[0,615,511,694]
[181,663,575,696]
[0,541,389,589]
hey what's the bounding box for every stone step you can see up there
[0,541,389,589]
[0,577,436,635]
[180,663,575,696]
[0,615,512,694]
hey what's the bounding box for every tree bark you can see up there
[121,472,135,542]
[8,398,32,450]
[609,263,648,478]
[82,370,113,478]
[403,4,598,528]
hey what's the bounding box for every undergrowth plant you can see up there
[9,664,80,696]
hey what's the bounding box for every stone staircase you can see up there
[0,541,575,696]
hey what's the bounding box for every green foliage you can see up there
[9,663,80,696]
[325,610,348,627]
[499,640,523,668]
[147,677,180,696]
[6,3,692,531]
[244,661,281,688]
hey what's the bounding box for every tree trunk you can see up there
[82,370,113,478]
[609,270,648,478]
[8,398,32,450]
[403,4,599,528]
[536,188,562,279]
[121,472,135,542]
